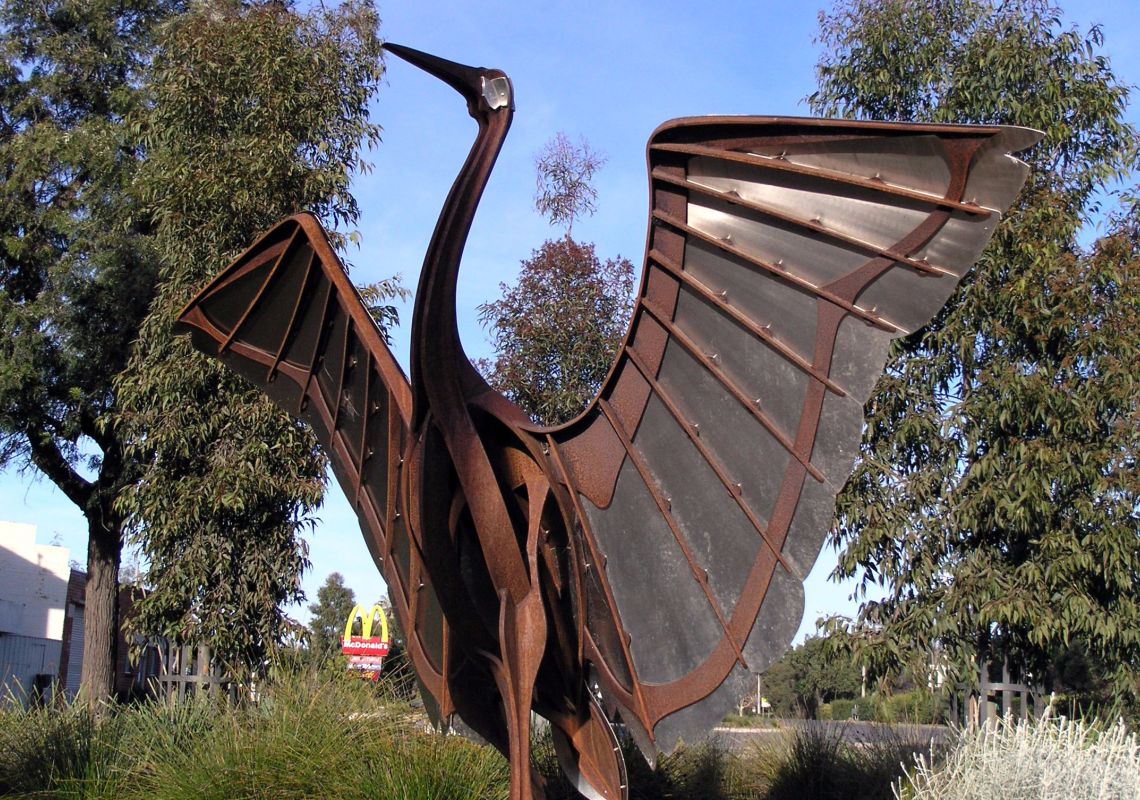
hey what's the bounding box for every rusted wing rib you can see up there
[178,214,412,426]
[638,296,825,482]
[622,344,794,574]
[651,168,955,278]
[650,141,994,217]
[647,247,846,395]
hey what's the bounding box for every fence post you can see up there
[977,657,991,727]
[1001,658,1012,718]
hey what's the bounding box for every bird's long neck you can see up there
[410,107,511,430]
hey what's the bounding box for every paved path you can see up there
[711,720,951,752]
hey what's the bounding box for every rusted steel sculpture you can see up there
[176,44,1038,800]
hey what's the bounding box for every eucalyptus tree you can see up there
[0,0,183,702]
[307,572,358,660]
[811,0,1139,706]
[0,0,391,701]
[116,0,391,679]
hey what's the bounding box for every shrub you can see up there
[722,713,777,729]
[883,691,946,725]
[901,714,1140,800]
[829,699,854,720]
[822,692,946,725]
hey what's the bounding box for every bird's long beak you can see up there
[384,43,484,103]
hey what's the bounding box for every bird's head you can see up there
[383,43,513,120]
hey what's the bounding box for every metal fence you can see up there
[0,632,61,704]
[952,657,1045,727]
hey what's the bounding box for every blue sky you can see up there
[2,0,1137,641]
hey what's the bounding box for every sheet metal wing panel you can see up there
[175,213,454,724]
[548,118,1038,756]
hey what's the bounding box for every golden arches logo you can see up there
[343,604,389,643]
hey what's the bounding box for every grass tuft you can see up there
[0,698,96,796]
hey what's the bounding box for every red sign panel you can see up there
[342,635,390,657]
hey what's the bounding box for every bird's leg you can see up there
[546,693,628,800]
[490,471,552,800]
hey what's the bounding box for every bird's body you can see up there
[177,45,1039,800]
[388,45,624,798]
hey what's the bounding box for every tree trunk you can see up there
[25,419,132,705]
[78,513,122,704]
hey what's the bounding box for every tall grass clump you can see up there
[121,673,398,800]
[108,671,507,800]
[900,714,1140,800]
[360,731,508,800]
[0,696,96,796]
[741,722,933,800]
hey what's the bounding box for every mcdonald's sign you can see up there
[341,604,390,661]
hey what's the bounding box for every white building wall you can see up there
[0,521,70,640]
[0,521,71,698]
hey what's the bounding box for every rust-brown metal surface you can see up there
[176,44,1039,800]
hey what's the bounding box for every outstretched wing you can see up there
[541,118,1039,755]
[175,213,454,722]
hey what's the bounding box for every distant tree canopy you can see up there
[812,0,1139,709]
[307,572,358,659]
[479,134,634,425]
[479,237,633,425]
[761,635,862,719]
[533,133,605,234]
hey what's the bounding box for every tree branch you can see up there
[25,426,93,508]
[78,407,116,455]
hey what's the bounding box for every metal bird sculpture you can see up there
[176,44,1039,800]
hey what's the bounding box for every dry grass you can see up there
[900,713,1140,800]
